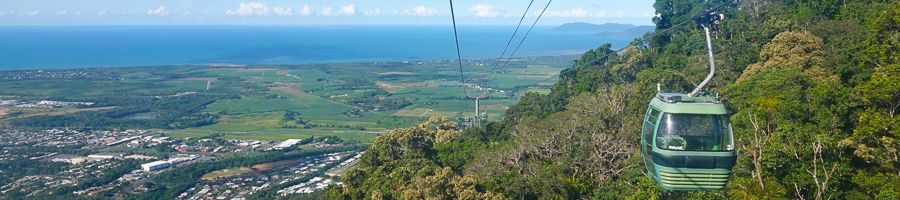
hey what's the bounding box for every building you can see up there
[87,153,122,159]
[167,155,198,164]
[125,154,156,160]
[107,136,141,146]
[271,139,302,150]
[141,160,170,172]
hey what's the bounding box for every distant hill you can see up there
[552,22,654,38]
[551,22,636,32]
[595,25,655,38]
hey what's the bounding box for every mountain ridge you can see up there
[552,22,637,32]
[554,22,654,38]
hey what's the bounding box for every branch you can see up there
[794,182,806,200]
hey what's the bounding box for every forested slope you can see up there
[328,0,899,199]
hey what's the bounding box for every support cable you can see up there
[449,0,469,98]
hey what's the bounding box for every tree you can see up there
[725,31,850,200]
[333,116,502,199]
[838,5,900,199]
[402,167,504,200]
[737,31,826,81]
[469,88,636,199]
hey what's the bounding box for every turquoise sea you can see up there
[0,25,634,70]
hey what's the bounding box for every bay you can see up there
[0,25,634,70]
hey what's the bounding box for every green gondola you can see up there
[640,93,735,190]
[640,11,736,191]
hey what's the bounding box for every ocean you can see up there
[0,25,634,70]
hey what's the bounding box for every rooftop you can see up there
[650,93,728,115]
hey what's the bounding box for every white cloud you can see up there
[339,4,356,16]
[319,6,333,16]
[300,4,312,16]
[469,4,502,17]
[405,6,438,17]
[364,8,382,16]
[56,10,68,16]
[146,6,169,16]
[74,11,82,16]
[24,10,41,16]
[227,2,266,16]
[226,2,293,16]
[545,8,590,18]
[273,7,293,16]
[0,11,13,16]
[96,10,107,16]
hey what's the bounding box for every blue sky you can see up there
[0,0,656,25]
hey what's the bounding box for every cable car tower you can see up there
[639,10,736,191]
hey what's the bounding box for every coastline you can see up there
[0,54,583,72]
[0,26,631,70]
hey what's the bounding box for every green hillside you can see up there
[330,1,899,199]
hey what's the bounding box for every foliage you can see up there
[0,158,70,188]
[737,31,826,81]
[337,0,900,199]
[724,31,851,200]
[51,160,141,197]
[10,94,223,129]
[350,95,412,111]
[328,116,503,199]
[838,4,900,199]
[470,88,637,199]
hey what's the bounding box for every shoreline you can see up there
[0,54,582,72]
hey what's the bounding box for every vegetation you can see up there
[332,1,900,199]
[0,145,84,188]
[10,94,223,129]
[0,158,70,188]
[50,159,141,197]
[328,116,504,199]
[0,58,571,142]
[170,111,378,142]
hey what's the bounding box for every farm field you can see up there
[169,111,379,142]
[0,55,575,142]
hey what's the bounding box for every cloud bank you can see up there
[146,6,169,16]
[340,4,356,16]
[226,2,293,16]
[469,4,502,17]
[406,6,438,17]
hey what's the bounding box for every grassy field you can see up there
[1,56,575,142]
[170,112,379,142]
[202,167,254,181]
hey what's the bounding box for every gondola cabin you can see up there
[640,93,736,190]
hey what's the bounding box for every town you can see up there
[0,128,361,199]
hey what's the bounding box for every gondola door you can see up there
[641,107,661,176]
